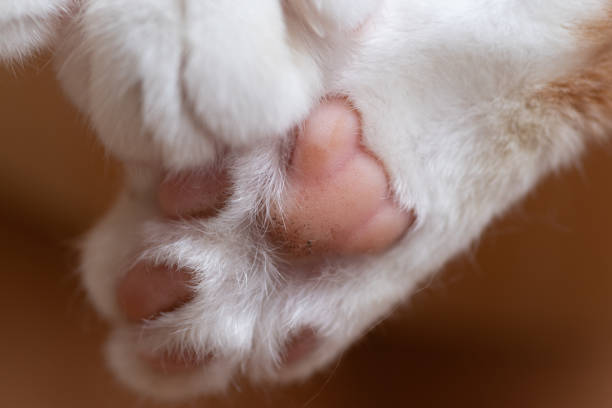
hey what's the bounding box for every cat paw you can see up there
[81,98,415,400]
[52,0,379,171]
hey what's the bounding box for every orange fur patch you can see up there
[534,15,612,135]
[577,7,612,44]
[537,53,612,121]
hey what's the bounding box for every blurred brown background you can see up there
[2,56,612,408]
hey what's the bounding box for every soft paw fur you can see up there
[0,0,70,60]
[4,0,612,401]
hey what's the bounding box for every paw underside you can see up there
[82,98,415,401]
[2,0,602,401]
[1,0,413,401]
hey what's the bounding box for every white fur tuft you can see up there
[0,0,70,61]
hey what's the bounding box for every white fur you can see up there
[3,0,611,401]
[0,0,69,60]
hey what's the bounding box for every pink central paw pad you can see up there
[271,99,415,258]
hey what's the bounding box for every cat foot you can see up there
[83,98,415,400]
[119,97,413,319]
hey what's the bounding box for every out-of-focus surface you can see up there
[2,57,612,408]
[0,57,122,239]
